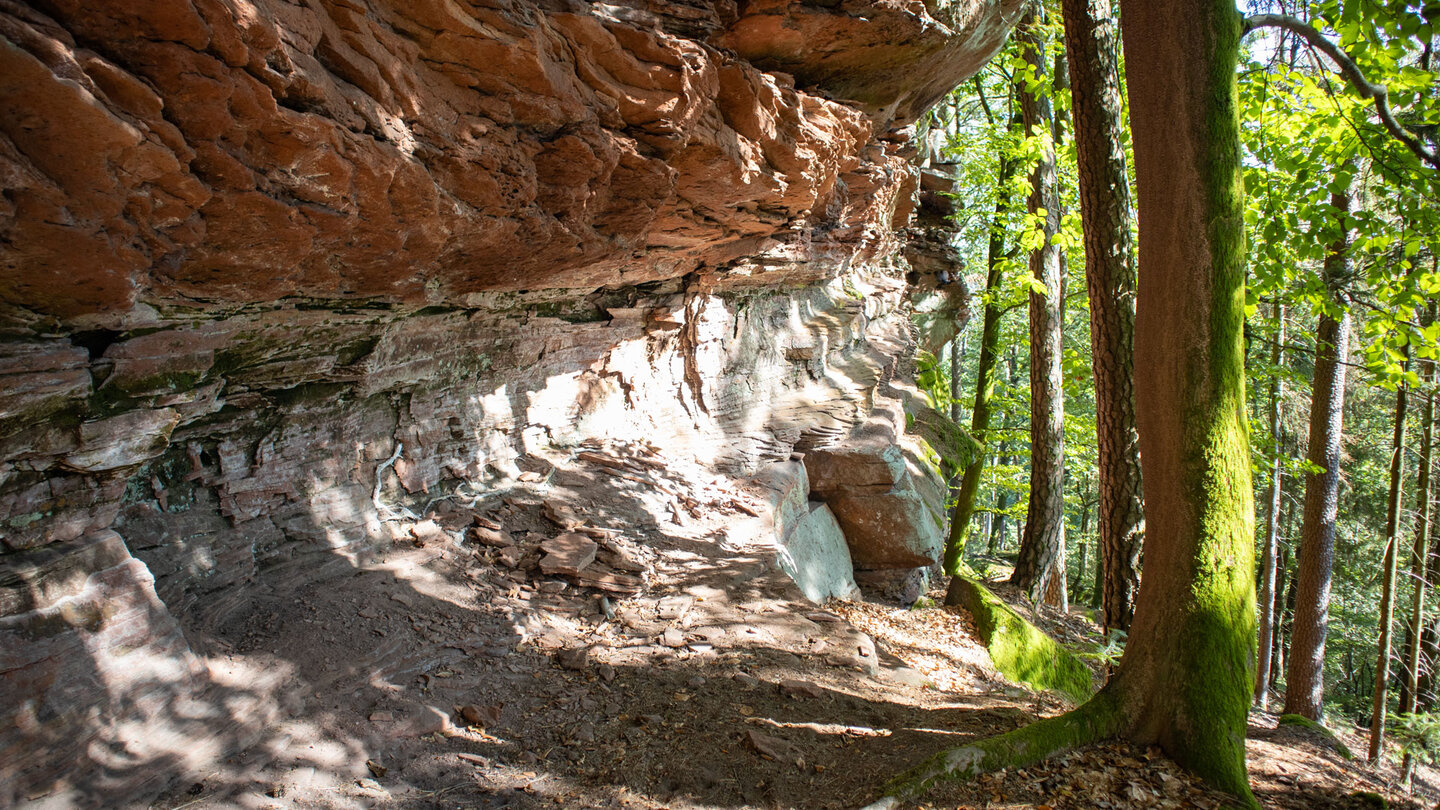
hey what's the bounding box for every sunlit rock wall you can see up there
[0,0,1018,802]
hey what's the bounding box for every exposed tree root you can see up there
[865,689,1124,808]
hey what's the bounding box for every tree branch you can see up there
[1241,13,1440,171]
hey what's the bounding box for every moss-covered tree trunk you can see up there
[1255,301,1286,708]
[1009,11,1068,609]
[874,3,1260,806]
[1109,0,1255,797]
[1060,0,1145,634]
[1283,188,1354,721]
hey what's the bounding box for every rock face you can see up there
[0,0,994,803]
[0,0,1015,321]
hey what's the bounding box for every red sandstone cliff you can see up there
[0,0,1017,803]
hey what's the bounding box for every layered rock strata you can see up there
[0,0,1017,802]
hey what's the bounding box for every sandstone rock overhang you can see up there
[717,0,1028,125]
[0,0,1006,804]
[1,0,1018,324]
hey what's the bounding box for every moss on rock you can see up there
[950,576,1093,703]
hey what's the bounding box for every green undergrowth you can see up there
[948,576,1094,703]
[1278,713,1354,760]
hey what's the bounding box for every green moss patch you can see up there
[1277,714,1354,760]
[950,577,1093,703]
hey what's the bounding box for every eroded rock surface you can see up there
[0,0,993,803]
[1,0,1006,321]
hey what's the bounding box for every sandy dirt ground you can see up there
[143,445,1439,810]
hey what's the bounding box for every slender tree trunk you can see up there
[947,336,965,534]
[942,108,1019,576]
[1272,541,1293,691]
[950,336,964,422]
[1401,308,1436,717]
[1010,11,1068,610]
[1061,0,1146,634]
[1282,187,1354,721]
[1369,374,1409,762]
[1092,532,1106,609]
[1082,492,1088,605]
[989,444,1012,556]
[1255,302,1286,708]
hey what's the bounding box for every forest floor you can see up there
[146,444,1440,810]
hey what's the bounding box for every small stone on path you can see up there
[539,533,598,576]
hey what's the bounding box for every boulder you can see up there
[753,461,859,603]
[774,501,860,603]
[803,400,949,570]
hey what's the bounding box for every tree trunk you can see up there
[1282,188,1354,721]
[1110,0,1255,795]
[942,107,1019,576]
[1401,308,1437,717]
[1061,0,1145,634]
[1009,11,1068,610]
[1369,377,1410,763]
[1272,541,1293,691]
[1255,302,1286,708]
[1092,531,1106,609]
[989,446,1012,556]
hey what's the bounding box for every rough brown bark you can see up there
[1282,188,1354,721]
[1009,11,1068,610]
[1112,0,1255,796]
[1061,0,1145,634]
[1255,302,1286,708]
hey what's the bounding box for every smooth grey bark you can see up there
[1283,187,1354,720]
[1255,302,1286,708]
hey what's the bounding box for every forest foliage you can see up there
[927,0,1440,734]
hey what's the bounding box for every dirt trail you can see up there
[146,447,1440,810]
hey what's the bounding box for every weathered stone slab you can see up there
[774,501,859,603]
[539,533,599,576]
[62,409,181,472]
